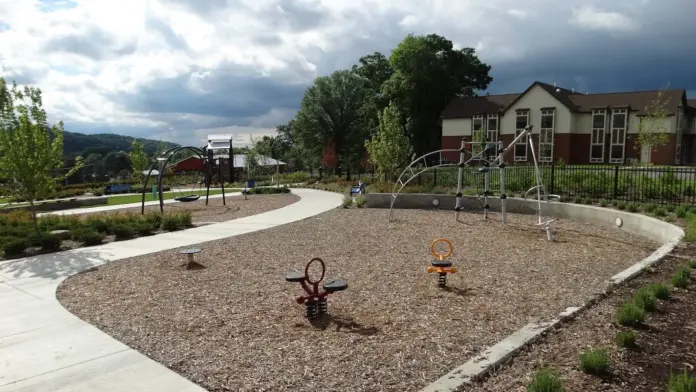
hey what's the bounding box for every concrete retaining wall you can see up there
[366,193,683,245]
[1,197,108,214]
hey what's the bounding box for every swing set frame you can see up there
[140,141,229,215]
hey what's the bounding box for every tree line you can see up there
[253,33,493,177]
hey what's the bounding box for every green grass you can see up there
[667,371,696,392]
[579,348,610,375]
[615,330,637,348]
[527,367,565,392]
[106,189,231,205]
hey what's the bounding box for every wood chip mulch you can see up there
[461,245,696,392]
[57,209,658,392]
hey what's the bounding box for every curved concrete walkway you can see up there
[0,189,343,392]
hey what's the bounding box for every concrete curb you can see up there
[363,193,685,392]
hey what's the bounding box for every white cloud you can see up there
[0,0,692,148]
[570,6,639,31]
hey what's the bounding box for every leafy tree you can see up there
[634,87,671,163]
[382,34,492,157]
[0,78,82,233]
[245,148,261,180]
[321,143,339,170]
[128,139,148,184]
[365,102,414,179]
[293,70,370,170]
[352,52,394,141]
[102,151,130,177]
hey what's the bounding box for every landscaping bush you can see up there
[666,204,676,213]
[648,282,671,300]
[143,212,163,230]
[579,348,610,375]
[672,267,691,289]
[599,198,609,207]
[642,203,657,213]
[72,229,105,246]
[355,196,366,208]
[676,205,689,218]
[633,287,657,312]
[2,238,27,256]
[688,260,696,269]
[654,207,667,217]
[627,204,640,213]
[134,221,155,236]
[161,214,185,231]
[615,330,636,348]
[527,367,565,392]
[342,196,353,209]
[112,224,135,241]
[616,302,645,326]
[617,202,627,210]
[86,215,111,233]
[177,211,193,228]
[667,371,696,392]
[39,233,62,251]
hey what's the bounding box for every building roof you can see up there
[442,81,688,119]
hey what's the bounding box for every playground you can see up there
[57,207,658,392]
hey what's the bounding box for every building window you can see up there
[539,109,555,163]
[472,114,485,156]
[609,109,627,164]
[487,114,499,154]
[515,110,529,161]
[590,109,606,163]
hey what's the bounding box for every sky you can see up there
[1,0,695,147]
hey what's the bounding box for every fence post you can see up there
[345,167,350,181]
[550,164,555,195]
[433,168,438,187]
[612,165,619,200]
[318,167,323,180]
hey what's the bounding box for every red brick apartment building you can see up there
[440,81,696,165]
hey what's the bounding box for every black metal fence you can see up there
[311,164,696,206]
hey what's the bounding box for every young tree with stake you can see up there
[634,88,671,164]
[365,102,414,179]
[0,78,82,234]
[128,139,149,185]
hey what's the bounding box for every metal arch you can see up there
[388,148,463,221]
[141,146,208,214]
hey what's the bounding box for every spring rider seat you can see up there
[427,238,457,287]
[286,257,348,320]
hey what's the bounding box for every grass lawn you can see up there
[107,188,239,205]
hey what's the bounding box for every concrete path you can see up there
[0,189,343,392]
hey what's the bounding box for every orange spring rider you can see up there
[427,238,457,287]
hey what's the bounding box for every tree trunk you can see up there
[29,199,40,236]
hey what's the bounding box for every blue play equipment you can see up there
[350,181,365,196]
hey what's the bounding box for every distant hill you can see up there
[63,131,180,158]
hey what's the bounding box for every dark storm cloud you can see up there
[43,27,136,60]
[115,63,308,121]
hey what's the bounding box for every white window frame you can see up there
[590,109,606,163]
[487,114,499,153]
[609,108,627,164]
[539,109,555,163]
[514,110,529,161]
[472,114,485,156]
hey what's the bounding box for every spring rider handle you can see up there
[285,257,348,319]
[428,238,457,287]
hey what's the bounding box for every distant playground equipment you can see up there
[286,257,348,320]
[427,238,457,287]
[350,181,366,196]
[141,134,234,214]
[241,179,255,199]
[388,125,558,241]
[179,247,202,270]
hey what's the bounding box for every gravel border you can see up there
[58,209,658,392]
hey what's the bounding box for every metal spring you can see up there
[438,273,447,287]
[318,298,328,315]
[305,301,318,319]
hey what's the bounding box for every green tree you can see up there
[0,78,82,233]
[634,87,671,163]
[352,52,394,140]
[128,139,148,184]
[382,34,492,156]
[293,70,370,170]
[365,102,414,179]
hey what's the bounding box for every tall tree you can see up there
[365,102,414,179]
[382,34,492,157]
[352,52,394,139]
[0,78,82,233]
[128,139,149,184]
[292,70,370,170]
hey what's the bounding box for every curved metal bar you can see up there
[141,146,206,214]
[388,161,461,221]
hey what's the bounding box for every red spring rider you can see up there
[427,238,457,287]
[286,257,348,319]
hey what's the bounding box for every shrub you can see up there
[599,199,609,207]
[112,224,135,241]
[666,204,676,213]
[633,287,657,312]
[527,367,565,392]
[675,205,688,218]
[654,207,667,217]
[143,212,162,230]
[86,215,112,233]
[2,238,27,256]
[579,348,610,375]
[648,282,671,300]
[615,330,636,348]
[581,197,592,205]
[93,190,104,197]
[177,211,193,228]
[627,204,640,213]
[667,371,696,392]
[39,233,62,251]
[134,221,155,236]
[161,214,184,231]
[72,229,105,246]
[689,260,696,269]
[672,267,691,289]
[617,202,627,210]
[342,196,353,209]
[355,196,366,208]
[572,196,582,204]
[642,203,657,213]
[616,302,645,326]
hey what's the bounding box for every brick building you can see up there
[440,81,696,165]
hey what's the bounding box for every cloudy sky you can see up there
[1,0,695,147]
